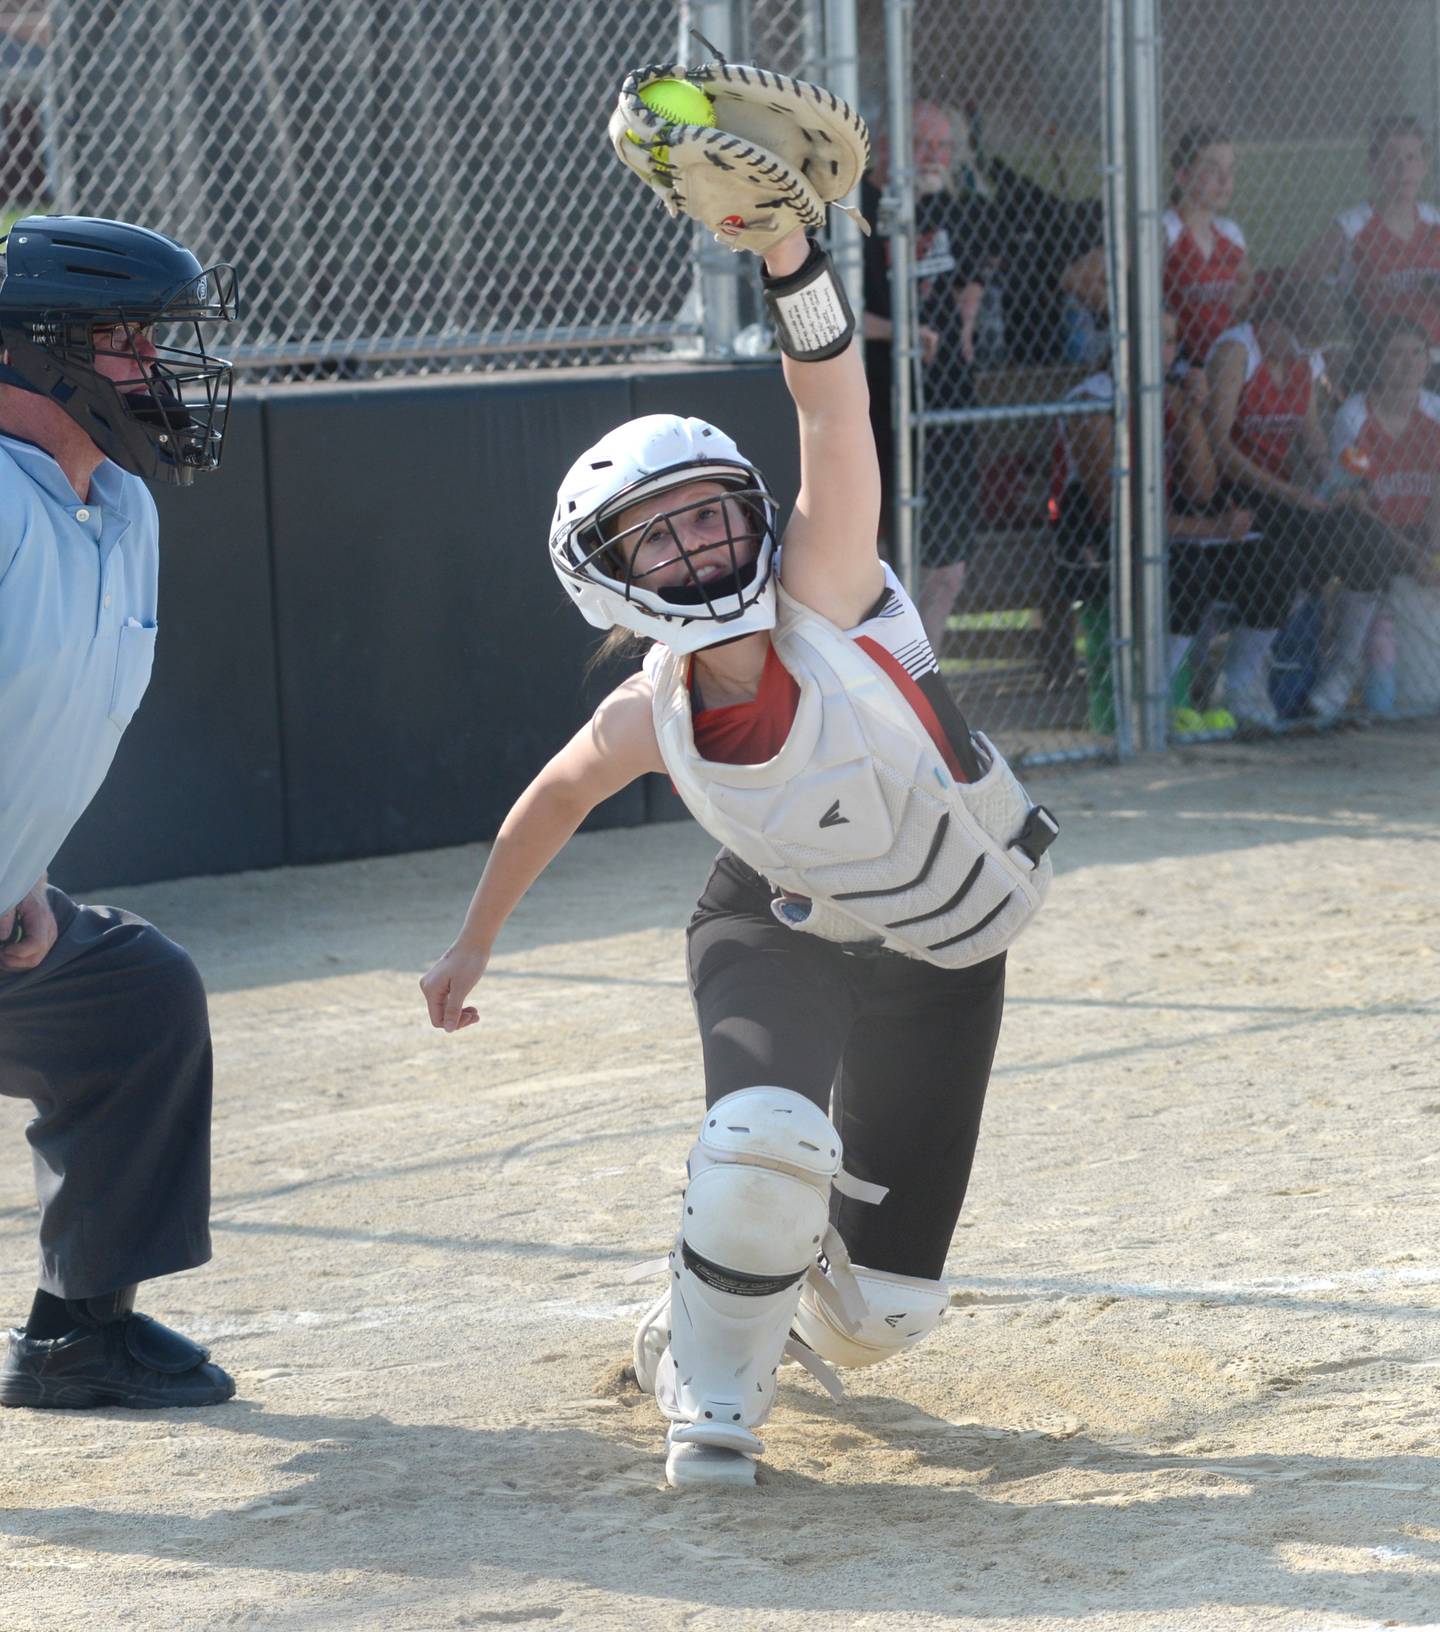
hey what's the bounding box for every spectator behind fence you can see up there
[1296,116,1440,367]
[977,113,1105,367]
[862,102,1000,650]
[1204,275,1405,730]
[1059,127,1252,368]
[1050,310,1251,721]
[1320,316,1440,716]
[1163,127,1254,367]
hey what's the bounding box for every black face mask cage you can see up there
[580,485,773,619]
[36,303,235,478]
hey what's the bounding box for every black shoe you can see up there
[0,1313,235,1409]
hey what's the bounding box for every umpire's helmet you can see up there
[0,215,238,485]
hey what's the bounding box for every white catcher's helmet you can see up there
[549,414,779,654]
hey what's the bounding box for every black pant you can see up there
[686,851,1007,1281]
[0,888,213,1300]
[1213,492,1411,628]
[1054,509,1216,635]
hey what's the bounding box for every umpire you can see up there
[0,216,239,1409]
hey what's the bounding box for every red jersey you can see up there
[1336,202,1440,344]
[692,642,799,764]
[1215,324,1321,478]
[1330,389,1440,529]
[1163,208,1248,363]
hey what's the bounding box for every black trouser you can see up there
[686,851,1007,1282]
[1212,492,1412,628]
[0,887,213,1301]
[1054,506,1216,635]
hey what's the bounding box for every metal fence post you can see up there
[1128,0,1167,754]
[884,0,918,598]
[683,0,748,357]
[820,0,866,322]
[1105,0,1135,760]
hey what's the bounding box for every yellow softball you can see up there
[639,77,715,127]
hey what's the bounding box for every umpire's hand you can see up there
[0,879,59,972]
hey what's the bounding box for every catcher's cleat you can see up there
[0,1313,235,1409]
[666,1425,759,1488]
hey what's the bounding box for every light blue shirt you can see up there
[0,432,160,912]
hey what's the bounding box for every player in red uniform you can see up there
[1205,277,1398,728]
[1050,310,1251,716]
[1062,127,1254,367]
[1297,116,1440,354]
[1312,316,1440,715]
[1162,127,1254,365]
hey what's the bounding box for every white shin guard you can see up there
[792,1262,951,1368]
[653,1087,884,1477]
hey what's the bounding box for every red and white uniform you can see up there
[1163,208,1248,363]
[1330,388,1440,530]
[1334,202,1440,344]
[1211,323,1324,478]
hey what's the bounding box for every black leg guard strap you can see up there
[761,239,856,362]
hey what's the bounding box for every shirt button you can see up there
[103,595,112,608]
[76,508,90,522]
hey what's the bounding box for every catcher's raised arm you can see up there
[609,59,882,625]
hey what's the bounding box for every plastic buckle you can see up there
[1014,805,1060,867]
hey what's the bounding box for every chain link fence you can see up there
[0,0,833,379]
[866,0,1440,763]
[1142,0,1440,734]
[862,0,1121,764]
[2,0,1436,745]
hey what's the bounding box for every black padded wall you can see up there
[262,371,641,865]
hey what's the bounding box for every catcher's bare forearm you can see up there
[762,231,809,281]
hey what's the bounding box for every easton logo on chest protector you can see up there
[819,800,849,829]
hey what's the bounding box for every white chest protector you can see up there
[646,578,1056,967]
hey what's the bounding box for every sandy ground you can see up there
[2,721,1438,1632]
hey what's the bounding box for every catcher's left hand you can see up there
[609,61,871,254]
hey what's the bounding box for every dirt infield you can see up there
[3,722,1438,1631]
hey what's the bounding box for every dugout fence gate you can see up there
[876,0,1440,762]
[1,0,1438,771]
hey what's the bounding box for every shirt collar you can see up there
[0,431,142,520]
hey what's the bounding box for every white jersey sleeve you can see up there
[1330,393,1369,459]
[1208,322,1260,379]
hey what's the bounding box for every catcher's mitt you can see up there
[609,60,871,254]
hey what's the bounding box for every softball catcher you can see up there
[422,57,1057,1487]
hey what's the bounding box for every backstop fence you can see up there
[0,0,1436,759]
